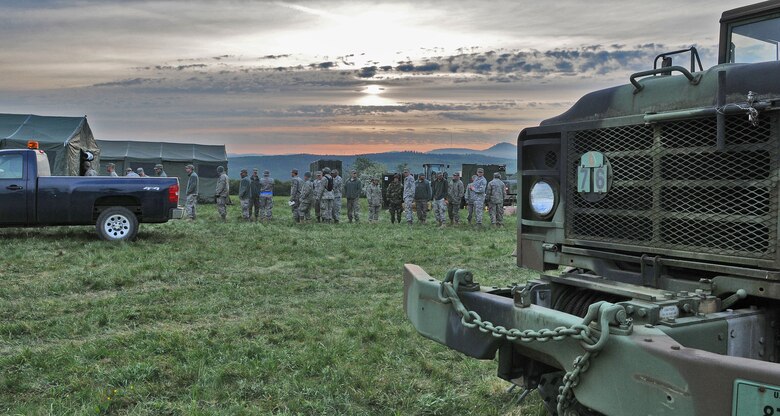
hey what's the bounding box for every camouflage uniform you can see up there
[466,175,476,224]
[331,171,343,223]
[313,172,323,222]
[386,176,403,224]
[239,169,251,220]
[298,172,314,222]
[185,165,199,220]
[471,172,487,225]
[344,172,362,223]
[431,175,449,226]
[403,171,415,224]
[215,166,229,220]
[258,170,274,222]
[414,177,432,224]
[250,170,261,220]
[318,168,334,222]
[447,175,465,224]
[154,164,167,177]
[486,174,506,226]
[290,171,303,222]
[365,180,382,222]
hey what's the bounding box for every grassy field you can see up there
[0,197,544,415]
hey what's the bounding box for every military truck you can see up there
[309,159,342,175]
[404,2,780,415]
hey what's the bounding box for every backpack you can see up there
[326,176,334,191]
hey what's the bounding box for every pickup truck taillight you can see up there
[168,184,179,203]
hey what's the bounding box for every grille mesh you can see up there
[567,114,778,259]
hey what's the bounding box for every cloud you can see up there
[93,78,160,87]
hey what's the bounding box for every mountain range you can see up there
[227,143,517,177]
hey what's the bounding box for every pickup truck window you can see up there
[729,15,780,63]
[0,154,23,179]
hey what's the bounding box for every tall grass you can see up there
[0,198,544,415]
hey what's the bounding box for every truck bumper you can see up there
[169,207,186,220]
[403,263,780,416]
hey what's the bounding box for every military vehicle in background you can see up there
[309,159,342,175]
[460,163,515,206]
[404,2,780,415]
[422,163,449,180]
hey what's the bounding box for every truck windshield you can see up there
[729,15,780,63]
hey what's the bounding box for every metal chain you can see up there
[438,269,620,415]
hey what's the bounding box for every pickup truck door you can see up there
[0,152,28,224]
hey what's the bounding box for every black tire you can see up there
[96,206,138,241]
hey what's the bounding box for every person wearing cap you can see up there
[215,166,229,221]
[414,173,432,224]
[258,169,274,223]
[447,172,465,225]
[486,172,506,227]
[238,168,251,221]
[470,168,488,227]
[250,168,261,221]
[402,168,415,225]
[289,169,303,223]
[298,172,315,223]
[125,167,140,178]
[83,161,97,177]
[386,173,403,224]
[313,171,323,222]
[318,167,334,223]
[153,164,167,177]
[106,163,118,177]
[431,171,449,227]
[465,175,477,224]
[137,167,148,178]
[343,169,362,223]
[331,168,343,223]
[365,177,382,223]
[184,164,198,220]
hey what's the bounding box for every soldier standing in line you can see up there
[344,169,362,223]
[486,172,506,227]
[313,171,323,222]
[466,174,477,224]
[258,169,274,223]
[238,168,251,221]
[290,169,303,223]
[184,164,199,220]
[126,167,140,177]
[386,173,403,224]
[153,164,168,177]
[298,172,314,223]
[414,173,432,224]
[250,168,261,221]
[137,167,148,177]
[470,168,488,227]
[447,172,465,225]
[331,169,343,223]
[402,168,415,225]
[319,167,334,223]
[215,166,229,221]
[365,177,382,223]
[431,171,449,228]
[83,161,97,176]
[106,163,118,177]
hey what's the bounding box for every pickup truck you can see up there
[0,146,183,241]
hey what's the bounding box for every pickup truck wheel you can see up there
[96,207,138,241]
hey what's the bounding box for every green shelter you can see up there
[0,113,100,176]
[96,139,228,203]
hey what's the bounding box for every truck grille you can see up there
[566,113,778,260]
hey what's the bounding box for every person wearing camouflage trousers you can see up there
[258,170,274,223]
[403,168,415,224]
[386,173,403,224]
[290,169,303,223]
[184,164,198,220]
[447,172,465,225]
[238,168,251,221]
[318,168,334,223]
[331,169,343,223]
[344,170,362,223]
[486,172,506,226]
[470,168,487,226]
[313,171,323,222]
[431,172,449,227]
[365,177,382,222]
[250,168,261,221]
[215,166,229,221]
[298,172,314,222]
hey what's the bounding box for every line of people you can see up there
[182,164,507,227]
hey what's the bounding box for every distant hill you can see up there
[227,150,516,178]
[427,142,517,159]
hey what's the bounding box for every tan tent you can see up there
[0,113,100,176]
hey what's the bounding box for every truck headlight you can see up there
[529,179,557,218]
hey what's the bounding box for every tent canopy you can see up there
[0,113,100,176]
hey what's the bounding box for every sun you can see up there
[363,85,385,95]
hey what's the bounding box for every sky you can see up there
[0,0,760,155]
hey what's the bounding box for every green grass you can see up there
[0,198,545,415]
